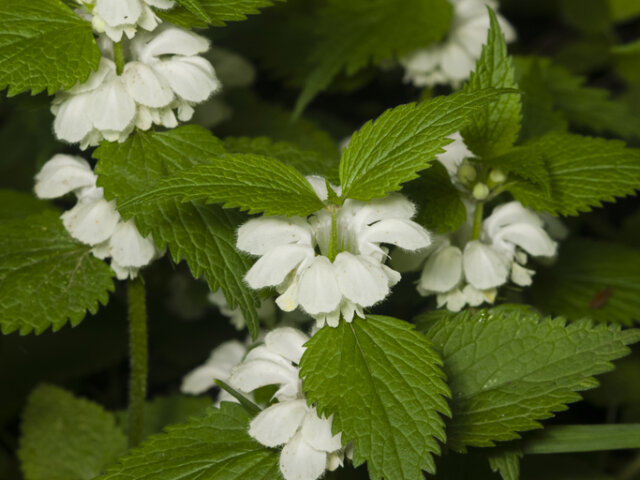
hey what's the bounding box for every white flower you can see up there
[237,177,431,327]
[400,0,516,88]
[78,0,175,42]
[34,155,160,280]
[437,131,473,178]
[52,25,220,148]
[229,328,349,480]
[181,339,248,404]
[410,201,558,311]
[208,290,276,331]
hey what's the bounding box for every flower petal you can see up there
[463,241,510,290]
[419,246,463,293]
[88,78,136,132]
[237,216,313,255]
[334,252,389,307]
[153,56,220,103]
[137,26,210,60]
[297,257,341,315]
[122,61,174,107]
[34,155,96,199]
[108,219,157,268]
[249,400,308,448]
[360,218,430,255]
[265,327,309,364]
[483,201,544,239]
[301,408,342,452]
[436,289,467,312]
[245,245,314,289]
[53,94,94,143]
[511,262,535,286]
[94,0,142,27]
[279,431,327,480]
[61,197,120,245]
[495,223,557,258]
[228,359,299,397]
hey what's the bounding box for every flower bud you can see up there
[457,163,477,185]
[488,168,506,186]
[472,183,490,200]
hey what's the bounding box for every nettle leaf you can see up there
[339,89,507,202]
[94,126,261,338]
[402,161,467,234]
[159,0,279,28]
[487,448,522,480]
[294,0,453,114]
[119,153,325,217]
[0,211,114,335]
[507,132,640,215]
[462,9,521,159]
[531,239,640,325]
[223,136,339,182]
[0,0,100,96]
[300,315,450,480]
[480,145,551,194]
[19,384,127,480]
[0,190,56,223]
[97,403,281,480]
[420,307,640,451]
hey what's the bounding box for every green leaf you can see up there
[294,0,453,114]
[488,448,522,480]
[117,394,210,441]
[223,136,339,182]
[420,307,640,451]
[0,0,100,96]
[300,315,450,480]
[94,126,261,339]
[479,146,551,194]
[530,239,640,325]
[118,153,325,217]
[609,0,640,22]
[0,190,56,223]
[523,424,640,454]
[339,89,508,202]
[402,161,467,234]
[97,403,282,480]
[0,211,115,335]
[507,133,640,216]
[159,0,279,28]
[462,8,521,159]
[19,384,127,480]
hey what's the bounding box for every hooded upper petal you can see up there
[494,223,557,258]
[34,155,96,199]
[244,245,315,289]
[264,327,309,365]
[463,240,510,290]
[153,56,220,103]
[237,216,313,256]
[359,218,431,255]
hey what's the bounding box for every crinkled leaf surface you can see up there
[160,0,279,28]
[339,89,508,201]
[118,153,325,217]
[97,402,282,480]
[507,132,640,215]
[19,384,127,480]
[531,239,640,325]
[295,0,452,114]
[94,126,261,338]
[0,0,100,96]
[462,9,521,158]
[0,211,114,335]
[300,315,450,480]
[420,308,640,451]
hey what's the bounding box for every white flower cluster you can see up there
[237,176,431,327]
[77,0,175,42]
[34,154,160,279]
[400,0,516,88]
[402,201,558,311]
[53,26,220,148]
[229,328,350,480]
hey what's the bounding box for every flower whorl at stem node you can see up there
[237,176,432,328]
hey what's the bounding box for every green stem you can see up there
[114,42,125,75]
[127,276,148,448]
[471,201,485,240]
[327,206,339,262]
[523,424,640,454]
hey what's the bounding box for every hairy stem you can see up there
[127,276,148,448]
[471,201,485,240]
[114,42,125,75]
[328,206,339,262]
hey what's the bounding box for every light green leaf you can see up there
[118,153,325,217]
[609,0,640,21]
[530,239,640,325]
[94,126,261,339]
[300,315,450,480]
[462,8,521,158]
[0,0,100,96]
[294,0,453,115]
[0,211,115,335]
[339,89,508,201]
[420,307,640,451]
[507,132,640,215]
[223,136,339,182]
[402,161,467,234]
[97,402,282,480]
[159,0,279,28]
[488,448,522,480]
[19,384,127,480]
[479,146,551,194]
